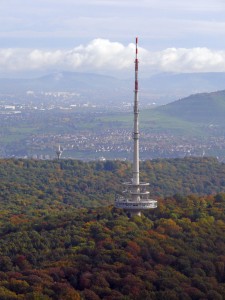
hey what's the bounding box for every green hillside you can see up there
[139,90,225,136]
[157,90,225,123]
[0,159,225,299]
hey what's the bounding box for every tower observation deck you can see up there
[115,38,157,216]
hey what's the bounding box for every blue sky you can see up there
[1,0,225,76]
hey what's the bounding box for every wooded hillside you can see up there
[0,158,225,299]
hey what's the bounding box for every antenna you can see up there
[133,36,140,186]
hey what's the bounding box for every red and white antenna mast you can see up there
[133,36,140,186]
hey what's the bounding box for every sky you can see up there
[1,0,225,77]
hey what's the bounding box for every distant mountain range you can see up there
[2,71,225,105]
[0,72,120,91]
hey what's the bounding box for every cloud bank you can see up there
[1,39,225,75]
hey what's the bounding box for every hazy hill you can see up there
[0,72,122,92]
[30,72,125,91]
[2,71,225,105]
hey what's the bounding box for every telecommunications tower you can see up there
[115,38,157,216]
[56,144,63,160]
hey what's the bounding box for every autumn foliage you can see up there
[0,158,224,299]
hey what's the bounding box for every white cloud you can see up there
[66,39,135,69]
[146,47,225,73]
[0,39,135,73]
[1,39,225,75]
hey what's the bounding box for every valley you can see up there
[1,88,225,160]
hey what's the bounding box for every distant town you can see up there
[1,90,225,161]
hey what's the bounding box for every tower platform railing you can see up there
[115,195,157,210]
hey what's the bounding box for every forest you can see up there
[0,157,225,299]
